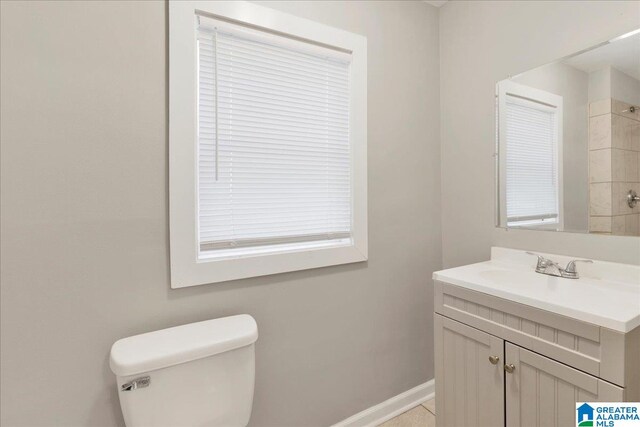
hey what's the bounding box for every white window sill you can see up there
[198,238,353,262]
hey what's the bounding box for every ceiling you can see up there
[563,31,640,80]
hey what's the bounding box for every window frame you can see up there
[169,0,367,288]
[497,80,564,230]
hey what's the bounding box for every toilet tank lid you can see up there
[109,314,258,376]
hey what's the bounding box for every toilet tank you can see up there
[110,315,258,427]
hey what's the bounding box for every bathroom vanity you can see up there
[433,247,640,427]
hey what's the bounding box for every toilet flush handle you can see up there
[121,376,151,392]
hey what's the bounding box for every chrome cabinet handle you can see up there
[489,355,500,365]
[504,364,516,373]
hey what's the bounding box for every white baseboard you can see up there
[331,380,435,427]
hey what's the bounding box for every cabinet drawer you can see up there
[434,280,631,388]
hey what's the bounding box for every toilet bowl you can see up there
[109,314,258,427]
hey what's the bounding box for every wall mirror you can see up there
[496,29,640,236]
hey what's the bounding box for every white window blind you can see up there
[197,19,352,255]
[504,95,559,226]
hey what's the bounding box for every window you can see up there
[197,17,352,256]
[497,81,563,229]
[170,1,367,288]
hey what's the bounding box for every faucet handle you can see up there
[564,259,593,274]
[526,251,554,263]
[526,251,557,272]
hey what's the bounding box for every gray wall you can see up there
[589,66,640,106]
[440,0,640,268]
[0,1,441,426]
[610,66,640,106]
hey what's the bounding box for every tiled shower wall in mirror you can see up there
[589,98,640,235]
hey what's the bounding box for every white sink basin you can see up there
[433,247,640,332]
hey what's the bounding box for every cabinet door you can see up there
[435,314,504,427]
[505,342,624,427]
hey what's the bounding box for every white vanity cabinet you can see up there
[434,280,639,427]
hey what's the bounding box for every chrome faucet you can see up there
[526,252,592,279]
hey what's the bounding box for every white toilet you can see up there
[109,314,258,427]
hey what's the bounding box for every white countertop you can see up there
[433,247,640,333]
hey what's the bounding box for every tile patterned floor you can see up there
[378,398,435,427]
